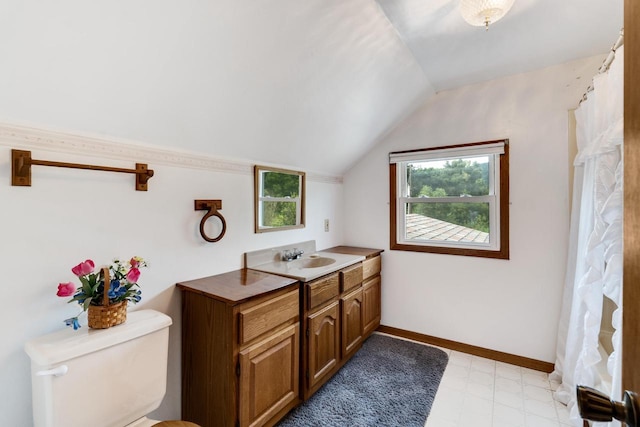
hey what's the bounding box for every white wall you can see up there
[343,55,605,363]
[0,0,431,177]
[0,136,345,425]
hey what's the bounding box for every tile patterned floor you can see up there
[424,348,571,427]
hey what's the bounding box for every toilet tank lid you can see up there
[25,310,172,366]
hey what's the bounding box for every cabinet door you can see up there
[239,323,300,427]
[362,276,381,337]
[341,287,363,358]
[307,301,340,389]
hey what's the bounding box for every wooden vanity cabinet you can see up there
[302,262,365,399]
[341,286,364,358]
[303,272,340,396]
[324,246,383,341]
[306,300,340,389]
[178,247,383,424]
[361,255,382,338]
[178,270,301,427]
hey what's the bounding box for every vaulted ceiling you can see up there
[377,0,623,92]
[0,1,623,176]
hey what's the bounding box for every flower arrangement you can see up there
[57,256,147,329]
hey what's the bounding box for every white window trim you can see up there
[395,154,501,251]
[389,142,504,164]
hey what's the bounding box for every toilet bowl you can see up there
[25,310,196,427]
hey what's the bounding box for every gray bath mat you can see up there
[277,333,449,427]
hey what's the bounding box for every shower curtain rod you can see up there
[579,28,625,104]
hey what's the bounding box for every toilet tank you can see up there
[25,310,172,427]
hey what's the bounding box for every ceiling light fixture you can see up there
[459,0,515,30]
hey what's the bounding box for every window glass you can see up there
[262,171,300,198]
[260,201,298,227]
[405,202,491,242]
[406,157,490,197]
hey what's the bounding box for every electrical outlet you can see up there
[324,219,330,232]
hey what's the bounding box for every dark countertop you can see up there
[323,246,384,259]
[177,269,298,305]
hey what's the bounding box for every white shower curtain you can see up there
[552,46,624,427]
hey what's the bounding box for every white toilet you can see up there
[25,309,180,427]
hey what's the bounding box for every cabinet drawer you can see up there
[340,263,363,293]
[307,273,339,310]
[239,289,299,346]
[362,256,381,281]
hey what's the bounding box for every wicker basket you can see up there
[87,267,127,329]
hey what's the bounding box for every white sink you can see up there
[290,256,336,269]
[245,241,364,282]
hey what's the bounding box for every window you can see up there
[389,140,509,259]
[254,165,305,233]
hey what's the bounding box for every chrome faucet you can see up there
[282,248,304,261]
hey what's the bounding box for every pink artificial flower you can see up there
[57,282,76,297]
[130,257,140,268]
[71,259,95,277]
[126,267,141,283]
